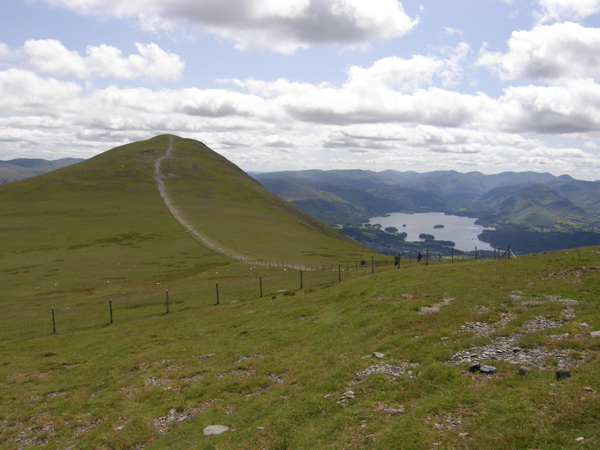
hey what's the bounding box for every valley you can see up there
[255,169,600,255]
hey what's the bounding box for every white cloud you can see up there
[536,0,600,23]
[18,40,184,80]
[1,51,600,176]
[0,43,10,59]
[0,68,82,113]
[477,23,600,83]
[39,0,418,53]
[495,79,600,134]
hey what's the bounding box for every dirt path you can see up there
[154,137,248,261]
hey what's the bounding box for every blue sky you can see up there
[1,0,600,180]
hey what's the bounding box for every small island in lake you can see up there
[434,224,444,229]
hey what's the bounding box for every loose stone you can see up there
[518,367,530,376]
[203,425,229,436]
[469,364,481,373]
[480,365,497,374]
[556,369,571,381]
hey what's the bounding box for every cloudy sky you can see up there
[2,0,600,180]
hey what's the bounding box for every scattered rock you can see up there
[556,369,571,381]
[575,437,585,442]
[458,314,516,337]
[447,334,577,370]
[373,352,385,359]
[458,432,469,438]
[343,390,355,399]
[590,331,600,338]
[153,402,213,434]
[584,387,594,393]
[518,367,530,376]
[355,361,414,380]
[383,408,404,415]
[203,425,229,436]
[526,316,567,333]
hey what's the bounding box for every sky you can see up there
[1,1,600,180]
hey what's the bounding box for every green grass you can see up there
[1,248,600,449]
[1,136,600,449]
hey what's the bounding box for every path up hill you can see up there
[157,136,367,261]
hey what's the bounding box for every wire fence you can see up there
[0,249,513,341]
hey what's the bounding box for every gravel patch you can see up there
[419,298,453,315]
[153,401,214,434]
[447,334,577,369]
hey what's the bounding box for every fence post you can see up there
[216,283,219,305]
[398,255,400,269]
[166,290,169,314]
[52,307,56,333]
[507,245,511,259]
[371,256,374,273]
[260,277,263,298]
[338,265,342,282]
[300,271,303,289]
[475,246,478,260]
[426,250,429,266]
[452,247,454,263]
[109,300,113,324]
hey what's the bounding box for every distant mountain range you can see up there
[254,169,600,254]
[0,158,85,184]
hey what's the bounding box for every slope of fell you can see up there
[158,137,367,262]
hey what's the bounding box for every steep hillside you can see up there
[475,183,586,227]
[259,177,405,224]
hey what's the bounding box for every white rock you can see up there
[203,425,229,436]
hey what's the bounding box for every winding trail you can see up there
[154,137,248,261]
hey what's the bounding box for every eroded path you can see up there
[154,137,247,261]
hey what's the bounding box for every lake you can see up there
[369,212,495,252]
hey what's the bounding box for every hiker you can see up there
[417,252,423,262]
[394,253,400,266]
[360,258,366,268]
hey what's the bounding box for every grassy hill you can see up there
[0,135,372,322]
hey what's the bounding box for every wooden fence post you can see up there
[166,290,169,314]
[452,247,454,263]
[338,265,342,282]
[260,277,263,298]
[216,283,219,305]
[300,271,303,289]
[426,250,429,266]
[371,256,374,273]
[52,307,56,333]
[109,300,113,324]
